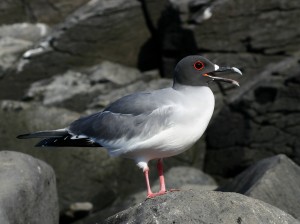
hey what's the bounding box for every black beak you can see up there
[204,65,242,86]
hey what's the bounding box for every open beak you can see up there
[204,65,242,87]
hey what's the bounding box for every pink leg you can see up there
[157,158,166,193]
[144,159,167,198]
[144,169,154,197]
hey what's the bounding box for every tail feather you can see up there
[17,129,102,147]
[35,135,101,147]
[17,129,68,139]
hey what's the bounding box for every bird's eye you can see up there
[193,61,204,70]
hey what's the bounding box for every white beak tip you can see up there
[232,67,243,75]
[233,80,240,87]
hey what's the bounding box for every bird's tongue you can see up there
[204,74,240,86]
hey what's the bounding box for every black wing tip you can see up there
[16,134,30,139]
[35,136,102,147]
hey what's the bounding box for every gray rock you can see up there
[0,23,50,42]
[74,167,217,224]
[205,54,300,179]
[88,74,172,112]
[0,100,119,212]
[24,61,146,111]
[0,0,151,100]
[193,0,300,55]
[62,202,93,223]
[104,190,299,224]
[154,166,217,190]
[173,0,300,79]
[0,23,50,78]
[0,151,58,224]
[138,166,217,203]
[147,0,300,88]
[219,154,300,219]
[0,0,90,25]
[47,0,148,67]
[0,37,32,78]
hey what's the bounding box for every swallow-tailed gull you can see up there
[17,55,242,198]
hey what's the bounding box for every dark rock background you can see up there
[0,150,58,224]
[0,0,300,223]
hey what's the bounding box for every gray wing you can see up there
[104,92,160,115]
[68,90,175,141]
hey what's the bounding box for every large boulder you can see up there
[104,190,299,224]
[194,0,300,55]
[157,0,300,81]
[205,55,300,179]
[219,154,300,219]
[0,0,152,100]
[0,100,120,212]
[73,166,217,223]
[0,151,58,224]
[1,100,127,208]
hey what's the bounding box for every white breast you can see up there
[108,86,215,162]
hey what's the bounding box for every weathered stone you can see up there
[0,37,32,78]
[0,100,119,212]
[73,166,217,224]
[104,190,299,224]
[0,23,50,42]
[0,150,58,224]
[0,23,50,78]
[88,74,172,112]
[205,55,300,178]
[24,61,146,112]
[61,202,93,223]
[0,0,151,100]
[156,166,217,190]
[219,154,300,219]
[193,0,300,54]
[0,0,90,25]
[146,0,300,86]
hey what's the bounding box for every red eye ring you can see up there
[193,61,204,70]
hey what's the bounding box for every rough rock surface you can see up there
[1,0,300,222]
[88,73,172,113]
[104,190,299,224]
[73,167,217,224]
[219,154,300,219]
[0,23,50,42]
[0,37,31,78]
[0,0,152,100]
[158,0,300,80]
[0,23,50,78]
[194,0,300,55]
[24,62,171,112]
[0,0,90,25]
[156,166,216,189]
[0,150,58,224]
[0,100,119,212]
[205,54,300,178]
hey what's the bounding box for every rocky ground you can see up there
[0,0,300,223]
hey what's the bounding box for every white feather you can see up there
[95,86,215,168]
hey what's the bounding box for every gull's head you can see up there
[173,55,242,88]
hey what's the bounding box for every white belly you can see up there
[127,115,212,160]
[105,86,215,162]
